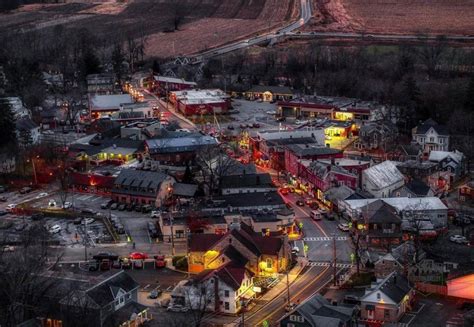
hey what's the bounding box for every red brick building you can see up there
[151,75,197,97]
[169,89,230,116]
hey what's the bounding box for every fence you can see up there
[415,282,447,295]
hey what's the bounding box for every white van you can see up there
[310,210,322,221]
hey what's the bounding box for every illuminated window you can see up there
[266,258,272,269]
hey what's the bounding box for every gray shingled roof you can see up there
[114,169,168,190]
[145,135,217,154]
[220,173,273,189]
[414,118,449,136]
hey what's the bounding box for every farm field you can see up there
[0,0,297,58]
[305,0,474,35]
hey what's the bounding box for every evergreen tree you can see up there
[152,60,160,74]
[83,49,101,76]
[0,100,17,150]
[465,75,474,112]
[111,44,125,85]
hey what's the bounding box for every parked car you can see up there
[110,203,118,210]
[154,255,166,268]
[310,210,322,221]
[6,204,16,212]
[118,204,126,211]
[81,208,97,215]
[167,304,189,313]
[48,199,57,207]
[2,245,15,252]
[227,125,235,130]
[0,185,7,193]
[130,252,148,260]
[309,202,319,210]
[285,302,297,312]
[37,192,48,198]
[73,218,82,225]
[115,224,125,234]
[149,289,162,299]
[62,201,72,209]
[338,223,350,232]
[252,123,261,128]
[82,218,95,225]
[0,210,8,216]
[450,235,468,244]
[126,203,135,211]
[343,295,360,305]
[100,259,111,271]
[19,187,32,194]
[142,205,152,213]
[135,204,142,212]
[0,196,7,202]
[151,210,161,218]
[295,200,305,206]
[88,261,99,272]
[49,225,61,234]
[31,213,44,221]
[120,257,132,269]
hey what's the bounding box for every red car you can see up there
[129,252,148,260]
[279,187,290,195]
[154,255,167,268]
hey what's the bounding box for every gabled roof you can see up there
[363,160,404,190]
[114,169,168,190]
[191,263,251,291]
[172,183,198,197]
[295,294,354,327]
[324,185,355,202]
[220,173,273,189]
[429,150,463,164]
[361,200,401,224]
[189,234,225,252]
[414,118,449,136]
[362,272,412,304]
[86,271,139,307]
[405,179,432,196]
[16,117,38,131]
[399,144,422,157]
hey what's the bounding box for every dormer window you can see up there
[377,292,381,300]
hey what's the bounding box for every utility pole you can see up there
[286,268,291,306]
[169,213,175,256]
[333,233,337,286]
[31,157,38,185]
[84,219,88,262]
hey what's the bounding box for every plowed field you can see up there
[0,0,297,58]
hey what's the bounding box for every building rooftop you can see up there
[173,89,228,105]
[220,173,273,189]
[428,150,464,164]
[363,160,404,190]
[145,135,217,154]
[286,144,341,157]
[89,94,133,111]
[114,169,168,190]
[345,197,448,212]
[413,118,449,136]
[202,191,285,211]
[154,75,197,86]
[362,272,412,304]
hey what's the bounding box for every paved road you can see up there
[142,90,197,131]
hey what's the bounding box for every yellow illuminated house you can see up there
[188,223,290,277]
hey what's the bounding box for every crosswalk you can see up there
[303,236,348,241]
[74,194,105,202]
[307,261,354,268]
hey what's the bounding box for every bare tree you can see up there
[0,224,62,325]
[197,145,235,197]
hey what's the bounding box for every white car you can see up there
[266,110,276,115]
[49,225,61,234]
[82,218,95,225]
[48,199,57,207]
[2,245,15,252]
[37,192,48,198]
[62,202,72,209]
[338,223,350,232]
[151,210,161,218]
[6,204,16,211]
[449,235,468,244]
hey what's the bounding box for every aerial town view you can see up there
[0,0,473,326]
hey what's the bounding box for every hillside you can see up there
[304,0,474,35]
[0,0,297,58]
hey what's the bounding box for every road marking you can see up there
[307,261,354,268]
[303,236,348,241]
[255,266,330,327]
